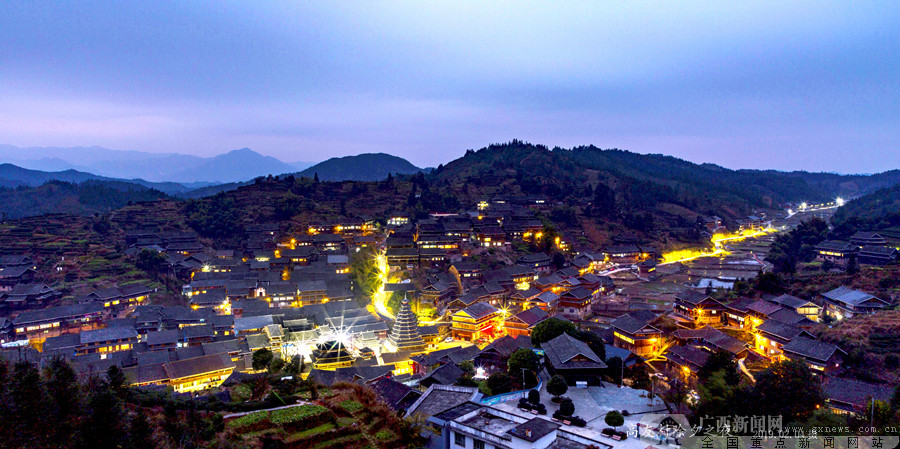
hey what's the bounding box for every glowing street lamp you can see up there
[836,197,845,207]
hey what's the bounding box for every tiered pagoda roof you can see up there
[388,298,426,352]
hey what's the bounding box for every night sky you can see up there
[1,1,898,172]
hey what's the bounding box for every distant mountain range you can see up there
[0,145,314,183]
[0,151,426,202]
[3,140,898,225]
[0,163,191,195]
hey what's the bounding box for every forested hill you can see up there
[830,184,900,240]
[430,141,900,214]
[297,153,423,181]
[0,180,169,219]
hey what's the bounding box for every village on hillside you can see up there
[0,192,897,449]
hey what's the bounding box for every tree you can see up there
[547,375,568,399]
[751,360,823,423]
[697,350,740,385]
[127,412,155,449]
[846,253,859,275]
[508,348,542,376]
[661,376,691,415]
[459,360,475,375]
[269,357,286,374]
[135,249,166,274]
[486,372,513,396]
[695,370,751,420]
[527,389,541,404]
[350,246,381,301]
[44,357,82,446]
[864,400,893,427]
[252,348,274,371]
[593,183,617,218]
[605,410,624,431]
[559,397,575,416]
[754,272,784,293]
[891,384,900,412]
[107,365,128,396]
[82,377,127,449]
[531,318,576,346]
[606,356,624,385]
[9,361,51,449]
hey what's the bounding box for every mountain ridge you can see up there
[296,152,424,181]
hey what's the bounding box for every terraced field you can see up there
[225,383,416,449]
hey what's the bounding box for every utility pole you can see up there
[870,396,875,428]
[620,358,624,388]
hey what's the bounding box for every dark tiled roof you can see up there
[542,333,606,369]
[822,286,886,307]
[666,345,710,369]
[769,294,814,310]
[517,253,551,264]
[124,363,169,384]
[511,307,549,327]
[80,326,138,344]
[673,326,746,355]
[13,302,104,325]
[145,329,179,346]
[815,240,856,252]
[757,320,806,341]
[163,353,234,380]
[407,385,482,417]
[425,363,464,385]
[190,289,227,306]
[461,302,498,320]
[824,378,894,408]
[611,311,659,335]
[726,297,757,313]
[447,345,481,364]
[481,335,533,357]
[371,377,416,409]
[676,290,712,306]
[768,309,813,326]
[860,246,899,257]
[746,300,782,316]
[782,337,843,362]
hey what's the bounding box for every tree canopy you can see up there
[530,318,576,346]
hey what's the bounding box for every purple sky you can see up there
[1,1,898,172]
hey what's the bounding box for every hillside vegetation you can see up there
[0,180,169,219]
[297,153,424,181]
[831,184,900,243]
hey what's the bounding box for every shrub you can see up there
[605,411,624,431]
[528,389,541,404]
[547,375,568,398]
[559,398,575,416]
[375,429,396,441]
[339,400,364,415]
